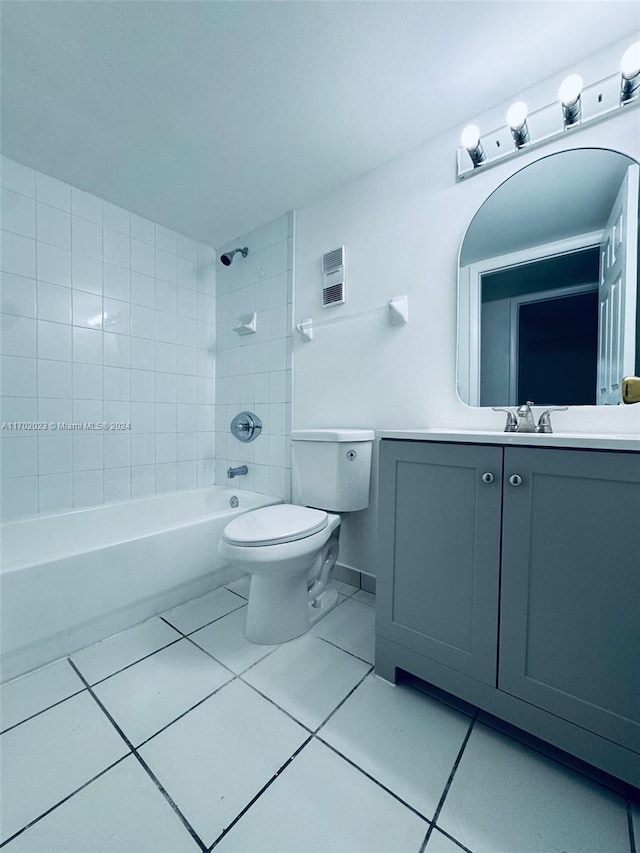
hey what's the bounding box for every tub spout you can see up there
[227,465,248,479]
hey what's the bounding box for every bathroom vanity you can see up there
[375,431,640,787]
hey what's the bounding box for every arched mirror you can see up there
[457,148,639,407]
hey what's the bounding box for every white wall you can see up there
[214,214,293,501]
[293,35,640,575]
[0,157,216,519]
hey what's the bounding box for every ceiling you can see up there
[1,1,637,247]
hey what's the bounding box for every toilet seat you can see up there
[222,504,328,547]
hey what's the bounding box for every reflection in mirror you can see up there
[457,149,639,407]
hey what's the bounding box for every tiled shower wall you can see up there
[214,213,293,501]
[0,156,216,519]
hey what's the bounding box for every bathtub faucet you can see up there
[227,465,248,479]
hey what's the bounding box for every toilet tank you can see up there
[291,429,375,512]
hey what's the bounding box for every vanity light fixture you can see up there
[558,74,583,126]
[456,39,640,180]
[460,124,485,167]
[620,40,640,103]
[506,101,530,148]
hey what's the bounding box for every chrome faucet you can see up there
[227,465,248,479]
[515,401,536,433]
[493,402,568,434]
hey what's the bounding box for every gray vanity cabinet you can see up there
[376,438,640,785]
[377,440,503,685]
[499,446,640,754]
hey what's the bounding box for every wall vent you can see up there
[322,246,345,307]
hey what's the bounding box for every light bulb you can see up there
[506,101,528,130]
[558,74,583,106]
[460,124,480,150]
[621,41,640,80]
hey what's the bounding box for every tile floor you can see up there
[0,577,637,853]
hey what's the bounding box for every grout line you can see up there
[313,667,374,734]
[629,801,637,853]
[224,586,249,602]
[159,600,245,637]
[0,754,129,849]
[418,713,478,853]
[315,735,431,827]
[428,826,475,853]
[81,635,184,688]
[235,676,315,734]
[0,685,86,736]
[67,658,209,853]
[313,633,374,666]
[208,736,313,851]
[134,676,237,749]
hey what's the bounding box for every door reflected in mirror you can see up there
[457,148,639,407]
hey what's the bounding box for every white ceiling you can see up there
[1,1,637,247]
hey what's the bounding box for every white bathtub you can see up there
[0,487,280,681]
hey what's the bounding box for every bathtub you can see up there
[0,487,281,681]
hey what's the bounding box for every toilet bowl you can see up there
[218,505,341,643]
[218,428,374,644]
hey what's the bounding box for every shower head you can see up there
[220,247,249,266]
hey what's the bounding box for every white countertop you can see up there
[376,428,640,451]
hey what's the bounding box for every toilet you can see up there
[218,429,374,644]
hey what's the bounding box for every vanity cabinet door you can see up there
[499,447,640,753]
[377,440,503,685]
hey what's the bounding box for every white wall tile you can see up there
[39,435,73,475]
[0,314,36,357]
[38,320,72,361]
[73,327,103,365]
[72,216,102,259]
[1,230,36,278]
[131,214,154,245]
[38,203,71,250]
[2,158,216,517]
[36,173,71,211]
[2,189,36,239]
[103,229,130,268]
[39,472,73,513]
[1,435,38,477]
[71,188,102,224]
[104,264,130,302]
[37,242,71,287]
[72,254,102,295]
[73,290,103,329]
[1,476,38,518]
[38,360,72,399]
[102,202,130,235]
[1,157,35,197]
[2,273,37,318]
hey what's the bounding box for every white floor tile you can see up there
[0,659,84,731]
[242,634,370,730]
[140,680,308,847]
[632,804,639,845]
[2,756,198,852]
[225,575,251,599]
[162,587,245,634]
[92,639,232,745]
[319,676,471,819]
[352,588,376,606]
[424,829,468,852]
[189,607,277,674]
[214,738,428,853]
[311,596,375,663]
[70,617,182,684]
[0,692,127,844]
[437,724,630,853]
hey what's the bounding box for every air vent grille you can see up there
[322,246,346,307]
[323,283,345,306]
